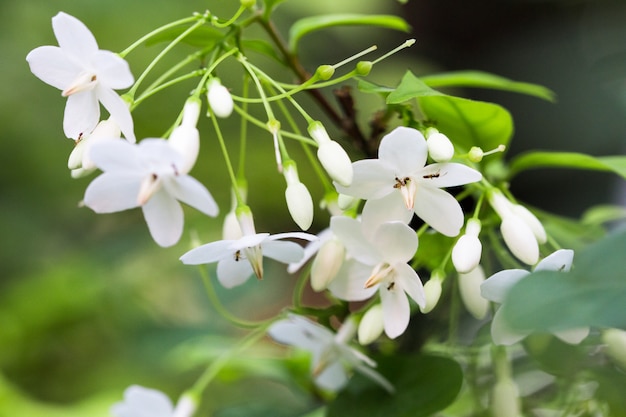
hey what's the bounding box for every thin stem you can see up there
[292,263,313,309]
[211,5,247,28]
[209,106,245,204]
[119,14,203,58]
[232,104,316,146]
[238,75,250,179]
[132,70,203,108]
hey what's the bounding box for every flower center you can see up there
[62,71,98,97]
[364,262,395,289]
[393,176,417,210]
[137,173,161,205]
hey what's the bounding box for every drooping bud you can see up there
[223,183,247,240]
[69,118,121,176]
[425,128,454,162]
[172,393,198,417]
[420,272,444,313]
[206,78,233,118]
[458,265,489,320]
[358,304,384,345]
[491,377,522,417]
[602,328,626,371]
[310,237,345,291]
[169,98,201,175]
[452,218,482,273]
[283,161,314,230]
[308,122,353,186]
[510,204,547,244]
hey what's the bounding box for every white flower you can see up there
[206,78,233,118]
[451,218,482,273]
[489,190,546,265]
[68,118,121,178]
[308,121,353,187]
[268,314,393,392]
[168,98,201,175]
[328,214,425,339]
[425,128,454,162]
[180,209,316,288]
[481,249,590,345]
[111,385,196,417]
[335,127,482,237]
[83,138,218,247]
[283,162,314,230]
[26,12,135,141]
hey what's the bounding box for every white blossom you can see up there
[68,118,121,178]
[111,385,196,417]
[335,127,482,237]
[481,249,590,345]
[26,12,135,141]
[268,314,393,392]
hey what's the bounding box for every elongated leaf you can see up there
[145,25,223,48]
[582,205,626,226]
[387,71,513,151]
[420,71,556,102]
[509,151,626,180]
[288,14,410,53]
[501,230,626,332]
[357,79,394,95]
[327,354,463,417]
[262,0,289,19]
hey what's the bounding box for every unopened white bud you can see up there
[169,124,199,175]
[207,79,233,118]
[602,328,626,371]
[452,219,482,273]
[420,276,443,313]
[310,238,345,291]
[309,122,353,186]
[501,215,539,265]
[425,128,454,162]
[284,163,314,230]
[172,394,197,417]
[337,193,357,210]
[181,97,201,127]
[69,119,121,173]
[358,304,384,345]
[511,204,547,244]
[235,205,256,236]
[458,265,489,320]
[222,210,242,240]
[491,377,522,417]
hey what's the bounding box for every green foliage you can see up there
[288,14,410,53]
[502,230,626,332]
[327,355,463,417]
[509,151,626,180]
[387,71,514,151]
[145,25,224,48]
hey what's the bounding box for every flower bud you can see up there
[169,124,199,175]
[311,237,345,291]
[315,65,335,80]
[602,328,626,371]
[207,78,233,118]
[173,394,197,417]
[452,219,482,273]
[511,204,547,244]
[425,128,454,162]
[468,146,484,163]
[283,162,314,230]
[420,275,443,313]
[235,205,257,236]
[181,97,201,127]
[337,194,357,210]
[316,141,353,186]
[355,61,373,76]
[501,215,539,265]
[240,0,256,8]
[458,265,489,320]
[358,304,384,345]
[69,118,121,176]
[491,377,521,417]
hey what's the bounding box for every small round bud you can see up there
[452,219,482,274]
[207,79,233,118]
[240,0,256,8]
[355,61,373,76]
[358,304,384,345]
[468,146,484,162]
[315,65,335,81]
[425,128,454,162]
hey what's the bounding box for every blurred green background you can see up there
[1,0,624,416]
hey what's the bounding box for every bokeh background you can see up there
[1,0,624,416]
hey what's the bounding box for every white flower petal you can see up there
[315,361,349,392]
[372,221,418,264]
[413,185,464,237]
[141,190,183,247]
[216,257,253,288]
[91,50,134,89]
[88,139,143,172]
[268,315,332,349]
[334,159,394,199]
[262,240,305,264]
[394,262,425,308]
[535,249,574,273]
[361,192,413,236]
[287,228,332,273]
[419,163,482,188]
[554,327,589,345]
[380,283,411,339]
[26,46,81,90]
[84,172,141,213]
[63,91,99,139]
[111,385,174,417]
[330,216,379,265]
[52,12,99,59]
[480,269,529,303]
[378,127,428,174]
[327,260,378,301]
[97,85,135,142]
[490,307,526,346]
[163,176,218,217]
[179,240,234,264]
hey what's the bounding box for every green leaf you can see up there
[387,71,513,150]
[145,25,223,48]
[501,230,626,332]
[356,79,394,95]
[509,151,626,180]
[241,39,284,64]
[327,354,463,417]
[420,71,556,102]
[288,14,410,53]
[582,205,626,226]
[262,0,289,19]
